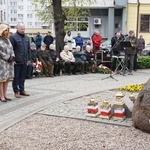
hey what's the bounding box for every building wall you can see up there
[127,2,150,44]
[127,3,138,34]
[70,8,124,40]
[1,0,127,41]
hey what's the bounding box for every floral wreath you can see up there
[98,64,113,74]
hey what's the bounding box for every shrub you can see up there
[138,56,150,69]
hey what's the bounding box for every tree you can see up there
[32,0,99,53]
[52,0,66,54]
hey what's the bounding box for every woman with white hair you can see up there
[0,24,15,102]
[91,30,102,56]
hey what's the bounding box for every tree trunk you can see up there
[52,0,66,53]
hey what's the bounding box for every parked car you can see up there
[142,43,150,56]
[100,40,111,51]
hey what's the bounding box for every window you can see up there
[35,22,41,26]
[11,18,17,21]
[18,14,23,18]
[27,14,32,18]
[27,6,32,11]
[65,17,89,31]
[18,6,23,11]
[4,12,6,20]
[28,22,32,26]
[140,14,150,32]
[0,11,2,22]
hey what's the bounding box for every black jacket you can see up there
[9,31,31,64]
[30,49,38,63]
[85,50,94,61]
[43,35,53,49]
[48,49,60,62]
[111,36,122,55]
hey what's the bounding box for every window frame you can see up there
[140,14,150,33]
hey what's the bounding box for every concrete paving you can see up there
[0,69,150,132]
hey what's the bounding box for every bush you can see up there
[138,56,150,69]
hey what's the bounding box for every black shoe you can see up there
[0,99,7,102]
[5,97,12,101]
[73,73,77,75]
[26,76,32,79]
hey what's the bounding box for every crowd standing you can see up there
[0,22,146,101]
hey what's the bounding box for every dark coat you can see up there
[138,38,145,50]
[85,50,94,61]
[73,50,86,62]
[125,36,138,54]
[111,36,122,55]
[48,49,59,62]
[9,31,31,64]
[37,49,53,64]
[43,35,53,49]
[30,49,38,63]
[35,34,42,46]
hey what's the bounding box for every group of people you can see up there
[64,30,102,55]
[26,29,101,78]
[26,41,97,78]
[34,31,54,51]
[0,23,101,102]
[111,30,145,75]
[2,21,143,103]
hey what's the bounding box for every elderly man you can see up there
[73,46,88,74]
[60,45,77,75]
[124,30,138,75]
[9,23,31,98]
[48,44,62,76]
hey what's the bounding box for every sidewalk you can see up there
[0,69,150,149]
[0,69,150,132]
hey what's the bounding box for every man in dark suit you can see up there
[9,23,31,98]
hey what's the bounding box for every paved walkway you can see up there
[0,69,150,132]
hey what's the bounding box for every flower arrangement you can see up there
[117,83,144,92]
[97,64,113,74]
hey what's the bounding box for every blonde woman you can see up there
[0,24,15,102]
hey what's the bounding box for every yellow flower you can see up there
[117,83,145,92]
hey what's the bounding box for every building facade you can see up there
[127,0,150,44]
[62,0,127,40]
[0,0,50,36]
[0,0,127,40]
